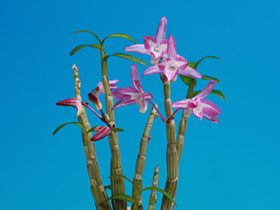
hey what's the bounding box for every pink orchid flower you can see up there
[172,81,221,123]
[91,126,111,141]
[125,16,168,65]
[94,80,119,97]
[56,98,83,117]
[143,35,202,82]
[112,64,153,113]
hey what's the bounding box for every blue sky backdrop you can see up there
[1,0,280,209]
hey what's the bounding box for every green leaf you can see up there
[110,127,124,132]
[103,53,148,66]
[187,89,226,100]
[70,44,101,56]
[140,186,178,207]
[71,30,101,43]
[53,122,87,135]
[87,126,99,133]
[108,175,133,186]
[202,75,221,83]
[179,75,191,86]
[211,90,226,100]
[187,61,196,68]
[101,33,137,45]
[101,194,135,205]
[194,56,220,70]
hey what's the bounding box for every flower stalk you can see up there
[132,107,158,210]
[72,64,111,210]
[100,46,126,210]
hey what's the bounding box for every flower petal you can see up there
[178,66,202,79]
[195,80,215,99]
[201,99,221,115]
[172,99,190,109]
[112,99,137,110]
[203,113,219,123]
[192,107,203,120]
[90,126,111,141]
[112,87,139,100]
[95,80,119,97]
[124,44,149,54]
[143,92,153,100]
[88,93,102,110]
[175,56,188,70]
[150,55,160,65]
[136,99,148,113]
[142,65,162,77]
[167,35,177,60]
[56,98,83,117]
[155,16,167,44]
[131,64,144,94]
[163,67,179,82]
[143,36,157,50]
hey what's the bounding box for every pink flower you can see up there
[94,80,119,97]
[143,35,202,82]
[91,126,111,141]
[112,64,153,113]
[56,98,83,117]
[125,17,168,65]
[172,81,221,123]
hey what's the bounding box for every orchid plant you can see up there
[54,16,225,210]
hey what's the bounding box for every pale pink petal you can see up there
[95,80,119,97]
[91,126,111,141]
[192,108,203,120]
[195,80,215,99]
[142,65,162,77]
[109,79,119,85]
[178,66,202,79]
[150,55,160,65]
[112,87,139,100]
[143,92,153,100]
[112,99,137,110]
[203,113,219,123]
[143,36,157,50]
[131,64,144,94]
[160,39,168,54]
[155,16,167,44]
[172,99,190,109]
[125,44,149,54]
[167,35,177,60]
[163,67,178,82]
[183,108,192,118]
[188,98,201,108]
[201,99,221,115]
[137,99,148,113]
[158,60,168,71]
[175,56,188,70]
[56,98,83,117]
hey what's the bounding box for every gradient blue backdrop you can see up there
[1,0,280,209]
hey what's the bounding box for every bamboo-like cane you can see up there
[148,165,159,210]
[161,80,178,210]
[72,64,111,210]
[100,48,126,210]
[132,107,158,210]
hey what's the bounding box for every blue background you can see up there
[1,0,280,209]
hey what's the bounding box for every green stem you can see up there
[72,64,111,210]
[100,47,126,210]
[148,165,159,210]
[160,79,178,210]
[132,107,158,210]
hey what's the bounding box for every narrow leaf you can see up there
[187,89,226,100]
[187,61,196,68]
[70,44,101,56]
[101,194,135,204]
[87,126,98,133]
[202,75,221,83]
[53,122,87,135]
[102,33,137,45]
[104,185,111,190]
[108,175,133,186]
[194,56,220,69]
[140,186,178,207]
[211,90,226,100]
[103,53,148,66]
[110,127,124,132]
[179,75,191,86]
[71,30,101,43]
